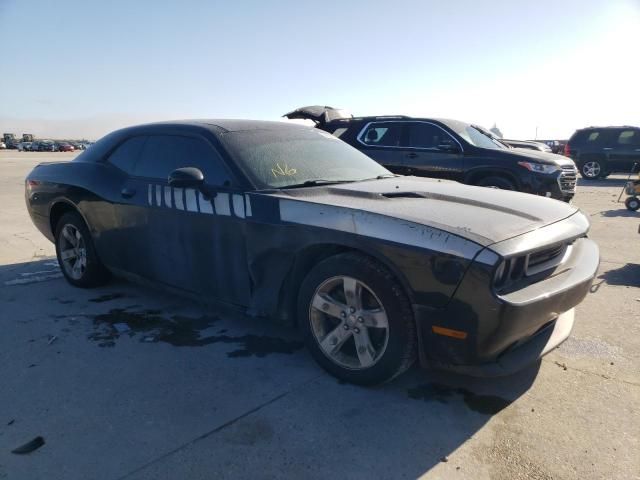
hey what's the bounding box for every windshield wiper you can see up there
[278,179,355,189]
[359,174,400,181]
[471,124,494,139]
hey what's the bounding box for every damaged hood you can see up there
[266,176,580,247]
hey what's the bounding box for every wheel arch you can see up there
[276,242,417,326]
[464,167,520,189]
[49,199,87,237]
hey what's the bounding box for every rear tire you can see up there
[625,197,640,211]
[297,252,417,385]
[476,176,515,190]
[54,211,110,288]
[579,160,605,179]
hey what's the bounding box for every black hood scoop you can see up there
[381,191,427,199]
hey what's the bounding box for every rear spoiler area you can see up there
[283,106,352,127]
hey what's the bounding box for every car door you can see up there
[355,121,407,174]
[130,133,252,305]
[608,129,640,173]
[402,122,465,180]
[97,135,151,275]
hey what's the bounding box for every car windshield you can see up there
[220,127,391,189]
[444,120,506,150]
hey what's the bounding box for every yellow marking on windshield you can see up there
[272,163,297,178]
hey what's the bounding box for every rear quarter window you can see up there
[106,136,147,173]
[359,122,404,147]
[570,129,605,146]
[586,131,600,142]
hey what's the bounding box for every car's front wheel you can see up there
[580,160,605,179]
[298,252,417,385]
[476,176,515,190]
[55,211,110,287]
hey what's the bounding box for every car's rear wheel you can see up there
[580,160,604,179]
[55,211,110,288]
[298,252,417,385]
[476,176,515,190]
[625,197,640,211]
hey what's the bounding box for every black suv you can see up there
[565,126,640,179]
[285,106,578,202]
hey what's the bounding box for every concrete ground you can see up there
[0,150,638,480]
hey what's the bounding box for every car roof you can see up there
[122,119,310,135]
[327,116,463,128]
[579,125,639,130]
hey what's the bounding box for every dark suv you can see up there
[565,126,640,179]
[285,106,578,202]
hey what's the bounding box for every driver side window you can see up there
[408,123,455,150]
[133,135,232,186]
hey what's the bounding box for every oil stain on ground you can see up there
[88,308,303,357]
[89,293,127,303]
[407,383,511,415]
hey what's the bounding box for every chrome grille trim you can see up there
[558,165,577,194]
[525,243,571,276]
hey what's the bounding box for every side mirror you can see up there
[168,167,204,188]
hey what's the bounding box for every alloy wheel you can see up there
[59,224,87,280]
[309,276,389,370]
[582,161,601,178]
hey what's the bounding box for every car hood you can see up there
[266,176,580,247]
[495,147,575,167]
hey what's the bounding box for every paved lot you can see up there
[0,150,638,480]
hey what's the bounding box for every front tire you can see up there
[625,197,640,211]
[54,211,110,287]
[297,252,417,385]
[476,176,515,190]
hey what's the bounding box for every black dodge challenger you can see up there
[25,120,599,384]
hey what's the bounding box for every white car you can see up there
[0,141,6,149]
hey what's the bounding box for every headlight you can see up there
[517,161,560,174]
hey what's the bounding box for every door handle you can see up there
[121,187,136,198]
[406,152,418,159]
[602,148,613,150]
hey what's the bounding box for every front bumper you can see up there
[413,234,599,377]
[523,168,577,201]
[438,309,574,377]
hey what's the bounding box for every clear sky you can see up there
[1,0,638,140]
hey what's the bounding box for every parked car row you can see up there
[502,139,552,152]
[536,139,566,154]
[18,141,91,152]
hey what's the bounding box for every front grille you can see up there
[558,165,577,193]
[525,243,568,276]
[495,242,572,290]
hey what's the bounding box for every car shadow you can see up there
[577,178,629,188]
[598,262,640,288]
[600,208,640,218]
[0,258,541,479]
